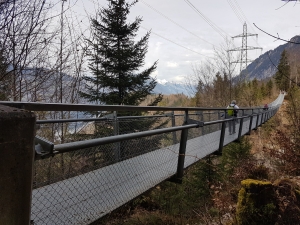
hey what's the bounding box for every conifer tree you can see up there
[274,50,290,91]
[80,0,165,163]
[81,0,160,107]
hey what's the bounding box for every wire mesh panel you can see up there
[34,115,172,188]
[29,94,284,225]
[31,135,181,225]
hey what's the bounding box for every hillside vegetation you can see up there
[95,93,300,225]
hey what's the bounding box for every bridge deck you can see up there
[31,117,257,225]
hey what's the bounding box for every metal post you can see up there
[260,111,264,125]
[172,110,189,183]
[208,112,211,133]
[172,111,177,144]
[0,104,36,225]
[200,112,204,135]
[254,111,259,130]
[218,111,221,130]
[264,111,267,122]
[247,109,253,135]
[236,110,244,142]
[217,121,226,155]
[236,116,244,142]
[113,111,120,161]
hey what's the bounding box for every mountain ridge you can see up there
[242,35,300,80]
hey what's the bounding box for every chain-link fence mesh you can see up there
[30,94,284,224]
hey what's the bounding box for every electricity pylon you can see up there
[228,22,262,73]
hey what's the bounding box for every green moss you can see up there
[236,179,278,225]
[241,179,272,191]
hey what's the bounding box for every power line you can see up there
[79,1,213,58]
[183,0,228,40]
[226,0,244,24]
[253,23,300,44]
[139,0,220,50]
[140,25,214,58]
[227,0,262,48]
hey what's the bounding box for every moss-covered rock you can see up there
[236,179,278,225]
[235,178,300,225]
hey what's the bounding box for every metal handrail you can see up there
[35,111,259,124]
[36,114,171,124]
[38,111,271,156]
[54,124,200,154]
[0,101,271,112]
[0,95,283,160]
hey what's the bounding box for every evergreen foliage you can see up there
[79,0,166,163]
[81,0,159,107]
[274,50,290,91]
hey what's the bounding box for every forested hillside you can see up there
[242,35,300,81]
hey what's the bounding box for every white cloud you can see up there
[201,49,214,55]
[173,76,185,82]
[154,42,162,52]
[157,79,168,84]
[166,62,178,68]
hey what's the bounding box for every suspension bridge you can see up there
[0,93,284,225]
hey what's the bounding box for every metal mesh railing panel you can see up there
[31,134,180,225]
[30,94,285,224]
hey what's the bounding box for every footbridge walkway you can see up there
[0,93,284,225]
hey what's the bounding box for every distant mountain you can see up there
[153,81,192,96]
[241,35,300,80]
[17,67,191,102]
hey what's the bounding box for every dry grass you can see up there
[249,99,288,155]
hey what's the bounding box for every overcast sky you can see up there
[64,0,299,83]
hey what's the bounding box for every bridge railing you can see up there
[0,93,284,225]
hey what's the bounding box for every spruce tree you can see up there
[274,50,290,91]
[81,0,160,107]
[80,0,165,164]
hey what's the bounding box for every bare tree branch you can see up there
[253,23,300,44]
